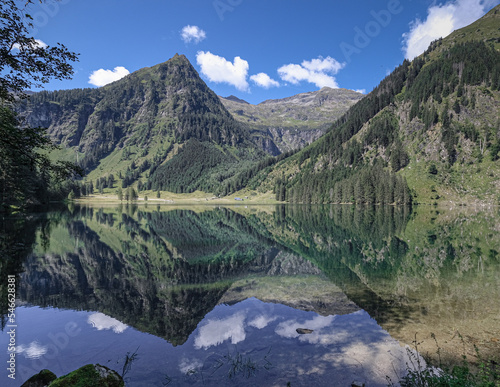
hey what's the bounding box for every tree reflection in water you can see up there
[1,204,498,385]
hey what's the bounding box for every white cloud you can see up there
[181,25,206,44]
[194,312,246,349]
[88,66,130,87]
[402,0,495,59]
[196,51,249,91]
[13,39,48,51]
[250,72,280,88]
[302,57,344,73]
[88,312,128,333]
[278,56,345,89]
[354,89,366,94]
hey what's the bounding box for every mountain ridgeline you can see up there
[18,6,500,204]
[219,87,363,155]
[20,54,266,195]
[229,6,500,205]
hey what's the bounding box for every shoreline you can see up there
[71,195,499,208]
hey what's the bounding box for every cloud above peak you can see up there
[88,66,130,87]
[181,25,206,44]
[250,72,280,88]
[402,0,494,59]
[278,56,345,89]
[196,51,249,91]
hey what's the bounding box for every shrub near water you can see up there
[389,334,500,387]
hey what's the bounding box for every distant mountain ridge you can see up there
[220,87,363,154]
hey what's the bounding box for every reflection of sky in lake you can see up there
[1,299,417,386]
[87,312,128,333]
[16,341,48,360]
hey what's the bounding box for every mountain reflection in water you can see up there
[1,204,499,386]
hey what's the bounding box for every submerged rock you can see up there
[24,364,124,387]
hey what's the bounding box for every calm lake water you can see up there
[1,204,499,386]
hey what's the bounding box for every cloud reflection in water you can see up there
[16,341,48,359]
[88,312,128,333]
[194,312,246,349]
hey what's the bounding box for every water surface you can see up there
[1,204,499,386]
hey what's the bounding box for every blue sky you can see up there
[27,0,499,104]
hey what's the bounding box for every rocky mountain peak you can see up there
[223,95,250,104]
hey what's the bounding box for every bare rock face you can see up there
[220,87,363,153]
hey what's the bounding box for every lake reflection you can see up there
[1,204,499,386]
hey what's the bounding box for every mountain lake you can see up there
[1,204,499,386]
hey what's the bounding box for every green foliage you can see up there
[365,110,398,148]
[220,149,296,196]
[148,138,259,194]
[0,107,82,211]
[274,176,286,201]
[0,1,78,101]
[490,141,500,161]
[126,187,137,201]
[407,41,500,112]
[293,163,411,205]
[0,214,43,329]
[0,1,81,212]
[22,369,57,386]
[48,364,124,387]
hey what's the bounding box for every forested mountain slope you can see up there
[234,6,500,205]
[19,54,264,195]
[19,53,362,198]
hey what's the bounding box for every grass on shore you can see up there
[389,333,500,387]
